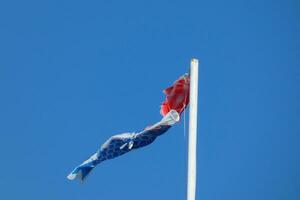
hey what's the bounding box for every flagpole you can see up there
[187,58,199,200]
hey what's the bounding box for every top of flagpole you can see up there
[191,58,199,65]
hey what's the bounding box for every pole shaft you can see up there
[187,59,199,200]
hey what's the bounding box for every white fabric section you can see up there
[149,110,180,129]
[67,173,77,180]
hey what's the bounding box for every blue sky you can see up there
[0,0,299,199]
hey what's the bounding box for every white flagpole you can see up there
[187,58,199,200]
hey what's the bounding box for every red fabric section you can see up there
[160,74,190,116]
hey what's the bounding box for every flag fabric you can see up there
[67,74,190,182]
[160,74,190,116]
[67,110,179,182]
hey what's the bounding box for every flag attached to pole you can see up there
[67,74,190,182]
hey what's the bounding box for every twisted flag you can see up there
[67,74,190,182]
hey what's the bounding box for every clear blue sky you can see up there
[0,0,299,199]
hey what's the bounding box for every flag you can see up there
[67,74,190,182]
